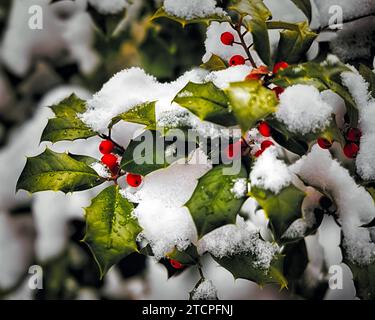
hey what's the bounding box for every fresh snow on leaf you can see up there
[198,217,279,271]
[90,162,112,179]
[341,70,375,180]
[88,0,130,14]
[276,84,334,134]
[231,178,248,199]
[204,65,251,89]
[163,0,225,20]
[250,147,293,194]
[290,145,375,266]
[191,279,218,300]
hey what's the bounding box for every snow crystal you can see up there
[276,85,334,134]
[198,217,279,271]
[191,279,218,300]
[164,0,224,20]
[231,178,248,199]
[90,162,112,179]
[341,70,375,180]
[204,65,251,89]
[88,0,129,14]
[290,145,375,265]
[250,147,293,194]
[80,67,208,132]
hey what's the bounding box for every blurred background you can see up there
[0,0,373,300]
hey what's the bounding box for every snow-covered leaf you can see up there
[109,102,156,129]
[16,148,105,194]
[174,82,237,126]
[200,54,228,71]
[225,80,278,132]
[275,22,317,64]
[83,185,142,278]
[151,7,229,27]
[186,164,248,237]
[41,94,96,143]
[229,0,272,65]
[250,185,306,240]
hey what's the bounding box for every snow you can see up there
[276,84,334,134]
[88,0,129,14]
[204,65,252,89]
[130,149,211,259]
[231,178,248,199]
[191,279,218,300]
[164,0,225,20]
[341,70,375,180]
[80,67,209,132]
[290,145,375,266]
[250,147,293,194]
[90,162,112,179]
[198,217,279,271]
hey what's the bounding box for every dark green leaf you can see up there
[174,82,237,126]
[83,185,142,278]
[167,245,199,266]
[229,0,272,65]
[289,0,312,21]
[16,148,105,193]
[109,102,156,129]
[275,21,317,64]
[68,153,98,166]
[41,94,96,143]
[225,80,278,132]
[250,185,306,240]
[200,54,228,71]
[186,164,248,238]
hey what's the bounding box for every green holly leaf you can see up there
[151,7,229,27]
[16,148,105,194]
[109,102,156,129]
[167,245,199,266]
[68,153,98,166]
[275,21,317,64]
[186,165,248,238]
[41,94,96,143]
[174,82,237,126]
[250,185,306,240]
[200,54,228,71]
[289,0,312,21]
[83,185,142,278]
[120,130,184,176]
[225,80,278,132]
[229,0,272,65]
[213,249,287,288]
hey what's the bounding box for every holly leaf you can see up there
[229,0,272,65]
[174,82,237,126]
[120,130,184,176]
[151,7,229,27]
[289,0,312,21]
[250,185,306,240]
[41,94,96,143]
[213,249,287,288]
[186,165,248,238]
[109,102,156,129]
[275,21,317,64]
[167,245,199,266]
[225,80,278,132]
[83,185,142,278]
[200,54,228,71]
[68,154,98,167]
[359,64,375,98]
[16,148,105,194]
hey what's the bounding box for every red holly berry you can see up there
[101,153,118,169]
[261,140,274,150]
[220,32,235,46]
[170,259,184,269]
[343,143,360,159]
[246,66,269,80]
[229,55,246,66]
[317,138,332,149]
[99,140,115,154]
[126,173,143,187]
[258,121,271,137]
[273,61,289,74]
[346,128,362,142]
[254,150,264,157]
[272,86,285,99]
[226,140,242,159]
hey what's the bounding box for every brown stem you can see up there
[230,20,257,68]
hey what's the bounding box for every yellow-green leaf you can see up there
[109,102,156,129]
[200,54,228,71]
[83,185,142,278]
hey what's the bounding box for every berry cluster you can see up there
[99,139,143,187]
